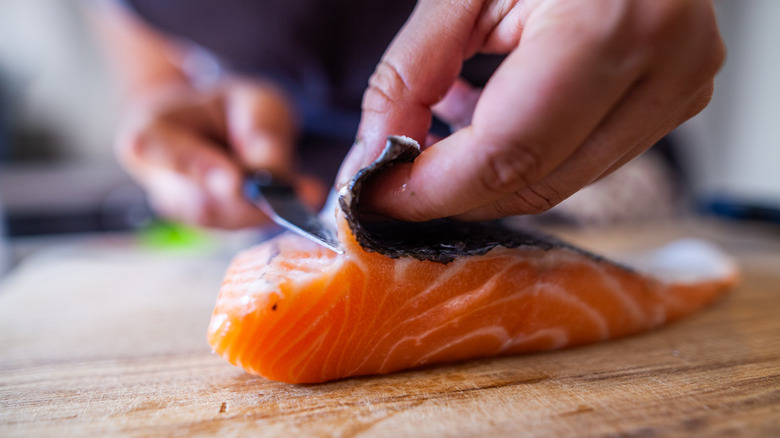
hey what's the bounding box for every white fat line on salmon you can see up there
[442,260,521,313]
[327,257,377,374]
[415,325,512,366]
[393,257,415,285]
[545,282,611,340]
[236,295,257,314]
[259,267,347,365]
[320,261,365,377]
[393,260,527,350]
[208,314,229,340]
[230,304,272,372]
[230,317,255,371]
[331,260,374,376]
[231,248,272,271]
[329,255,376,369]
[286,253,337,274]
[485,281,611,341]
[358,278,493,374]
[233,254,272,271]
[500,327,569,352]
[347,258,472,374]
[590,261,646,327]
[287,328,332,382]
[374,263,521,373]
[233,272,275,292]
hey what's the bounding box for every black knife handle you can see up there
[244,170,295,201]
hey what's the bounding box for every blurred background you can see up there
[0,0,778,273]
[0,1,140,251]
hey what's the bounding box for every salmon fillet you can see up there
[207,137,738,384]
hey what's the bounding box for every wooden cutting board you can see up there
[1,220,779,437]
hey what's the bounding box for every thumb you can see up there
[224,81,298,179]
[336,0,484,185]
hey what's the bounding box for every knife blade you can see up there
[244,170,342,253]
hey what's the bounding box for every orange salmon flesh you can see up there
[207,212,737,384]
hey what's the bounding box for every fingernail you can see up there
[206,168,234,198]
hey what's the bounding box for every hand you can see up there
[340,0,724,221]
[116,80,324,229]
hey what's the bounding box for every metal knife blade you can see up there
[244,171,342,253]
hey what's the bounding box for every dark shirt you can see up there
[122,0,502,181]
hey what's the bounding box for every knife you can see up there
[244,170,342,253]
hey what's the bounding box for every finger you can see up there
[457,75,719,221]
[364,0,725,222]
[136,85,227,139]
[144,169,213,226]
[596,81,715,181]
[336,0,485,185]
[224,81,297,178]
[431,78,481,131]
[118,120,268,228]
[362,8,647,221]
[146,167,269,229]
[460,0,725,221]
[119,118,235,187]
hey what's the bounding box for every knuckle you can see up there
[685,32,725,89]
[634,0,696,43]
[115,128,150,167]
[506,183,563,215]
[684,81,715,119]
[489,199,522,219]
[362,60,411,114]
[619,0,705,54]
[700,35,726,78]
[115,109,167,165]
[677,41,723,103]
[478,142,543,195]
[696,81,715,109]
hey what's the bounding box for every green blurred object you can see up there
[138,220,215,253]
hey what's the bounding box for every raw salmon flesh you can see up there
[208,137,738,384]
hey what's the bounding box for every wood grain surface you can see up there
[1,219,779,437]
